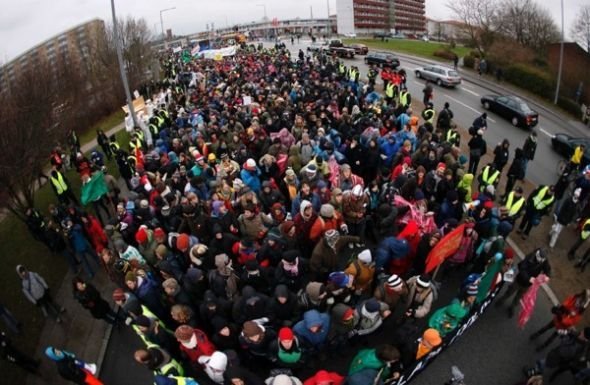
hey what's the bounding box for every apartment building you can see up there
[336,0,425,36]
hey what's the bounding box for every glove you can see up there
[125,317,133,326]
[347,329,358,338]
[327,297,335,305]
[340,224,349,234]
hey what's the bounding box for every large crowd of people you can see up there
[8,41,590,385]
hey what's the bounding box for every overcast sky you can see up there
[0,0,585,63]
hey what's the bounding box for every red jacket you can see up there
[303,370,344,385]
[178,328,216,364]
[553,295,584,329]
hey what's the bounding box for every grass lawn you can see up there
[78,109,126,146]
[0,121,127,383]
[343,38,471,61]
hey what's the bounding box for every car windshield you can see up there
[448,70,459,77]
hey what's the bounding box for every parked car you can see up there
[350,44,368,55]
[307,42,326,52]
[343,33,357,38]
[364,51,400,69]
[414,65,461,87]
[551,133,590,166]
[480,94,539,128]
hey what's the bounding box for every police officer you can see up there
[421,102,436,125]
[517,185,555,240]
[399,87,412,109]
[385,82,396,105]
[478,163,501,193]
[134,346,184,378]
[49,165,78,206]
[501,186,526,224]
[367,66,378,87]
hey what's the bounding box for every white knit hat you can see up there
[357,249,372,264]
[386,274,402,288]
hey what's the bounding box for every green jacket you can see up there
[428,300,468,337]
[348,349,388,377]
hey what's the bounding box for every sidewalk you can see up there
[23,122,125,385]
[394,51,589,136]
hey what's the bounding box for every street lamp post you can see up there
[160,7,176,40]
[554,0,564,105]
[257,4,268,40]
[110,0,138,127]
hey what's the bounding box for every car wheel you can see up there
[415,71,421,78]
[436,78,443,86]
[511,117,519,127]
[483,101,490,110]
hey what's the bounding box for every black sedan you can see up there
[364,52,400,69]
[551,133,590,166]
[480,94,539,128]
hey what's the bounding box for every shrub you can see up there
[433,48,457,60]
[557,97,582,116]
[503,63,555,99]
[463,55,475,69]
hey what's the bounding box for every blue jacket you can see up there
[240,168,261,193]
[291,193,321,217]
[69,224,91,253]
[379,138,400,167]
[293,309,331,348]
[375,237,410,269]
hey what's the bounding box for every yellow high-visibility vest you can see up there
[505,192,525,217]
[50,171,68,195]
[400,90,409,106]
[581,218,590,240]
[385,83,395,98]
[532,186,554,210]
[481,166,500,186]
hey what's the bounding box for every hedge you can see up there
[502,63,555,100]
[433,48,457,61]
[557,96,582,116]
[463,55,475,69]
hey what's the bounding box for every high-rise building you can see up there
[0,19,105,92]
[336,0,425,36]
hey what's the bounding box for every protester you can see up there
[17,264,65,323]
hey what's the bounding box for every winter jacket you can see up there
[310,235,360,276]
[303,370,344,385]
[293,310,331,348]
[21,271,48,304]
[516,251,551,287]
[405,276,434,318]
[375,237,410,270]
[179,328,216,364]
[374,281,409,310]
[427,299,468,337]
[348,348,385,375]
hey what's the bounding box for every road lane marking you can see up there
[539,127,553,137]
[443,94,497,123]
[460,87,480,97]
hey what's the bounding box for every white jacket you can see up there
[21,272,48,304]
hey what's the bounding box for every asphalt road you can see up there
[285,40,586,187]
[99,43,579,384]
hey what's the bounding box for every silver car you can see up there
[415,65,462,87]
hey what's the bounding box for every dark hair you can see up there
[375,344,400,362]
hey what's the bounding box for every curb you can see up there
[96,323,113,376]
[392,51,585,136]
[505,237,560,306]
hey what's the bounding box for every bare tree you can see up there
[446,0,502,55]
[497,0,559,52]
[571,5,590,53]
[0,63,63,220]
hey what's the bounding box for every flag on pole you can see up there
[80,171,109,205]
[424,224,466,274]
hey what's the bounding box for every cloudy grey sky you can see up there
[0,0,585,62]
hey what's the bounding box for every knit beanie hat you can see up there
[174,325,194,341]
[320,204,335,218]
[328,271,350,288]
[176,234,190,251]
[278,327,294,342]
[242,321,263,338]
[417,274,431,288]
[153,227,166,239]
[422,328,442,346]
[162,278,179,291]
[466,284,479,296]
[135,227,148,244]
[45,346,64,361]
[357,249,372,264]
[364,298,381,313]
[386,274,403,288]
[155,244,168,257]
[125,271,137,283]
